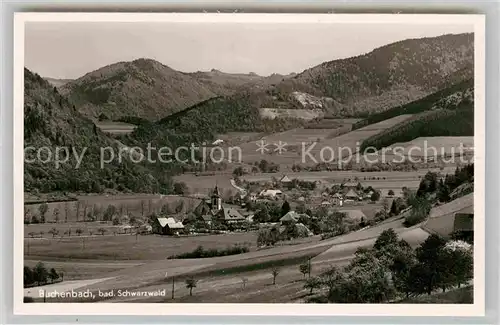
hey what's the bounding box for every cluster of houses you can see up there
[149,175,393,236]
[152,185,249,235]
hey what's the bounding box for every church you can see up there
[194,185,246,224]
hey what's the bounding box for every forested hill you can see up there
[353,78,473,130]
[127,93,306,149]
[360,79,474,151]
[274,33,474,116]
[24,68,173,194]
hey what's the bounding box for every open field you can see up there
[383,136,474,157]
[24,231,259,261]
[95,121,136,135]
[24,194,201,223]
[231,114,415,167]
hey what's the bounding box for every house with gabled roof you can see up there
[344,189,360,201]
[215,207,246,223]
[280,211,300,225]
[154,217,185,235]
[280,175,292,185]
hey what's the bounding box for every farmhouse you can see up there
[280,211,300,224]
[155,217,185,235]
[215,207,246,223]
[259,189,283,198]
[344,189,360,201]
[279,175,292,185]
[331,193,343,206]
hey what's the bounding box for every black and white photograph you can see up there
[14,13,485,316]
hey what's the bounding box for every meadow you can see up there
[24,194,201,223]
[24,231,258,261]
[390,136,474,157]
[94,121,136,135]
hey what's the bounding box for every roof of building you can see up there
[157,217,177,227]
[280,211,300,223]
[157,217,184,229]
[168,222,185,229]
[201,215,213,222]
[219,208,245,221]
[280,175,292,183]
[259,189,283,196]
[345,189,359,198]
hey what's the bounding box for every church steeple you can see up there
[211,184,222,211]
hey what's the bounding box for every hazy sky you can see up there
[25,22,473,79]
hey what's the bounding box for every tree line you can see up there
[24,262,62,288]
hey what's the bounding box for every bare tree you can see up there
[76,201,81,222]
[53,208,60,223]
[271,267,280,285]
[64,202,69,223]
[241,277,248,289]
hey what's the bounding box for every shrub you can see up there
[168,244,249,259]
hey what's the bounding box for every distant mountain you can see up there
[45,77,73,87]
[24,68,170,194]
[276,33,474,116]
[60,58,220,120]
[60,59,295,121]
[127,33,474,147]
[187,69,295,92]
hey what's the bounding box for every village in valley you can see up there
[23,22,476,304]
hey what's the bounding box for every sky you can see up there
[24,22,473,79]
